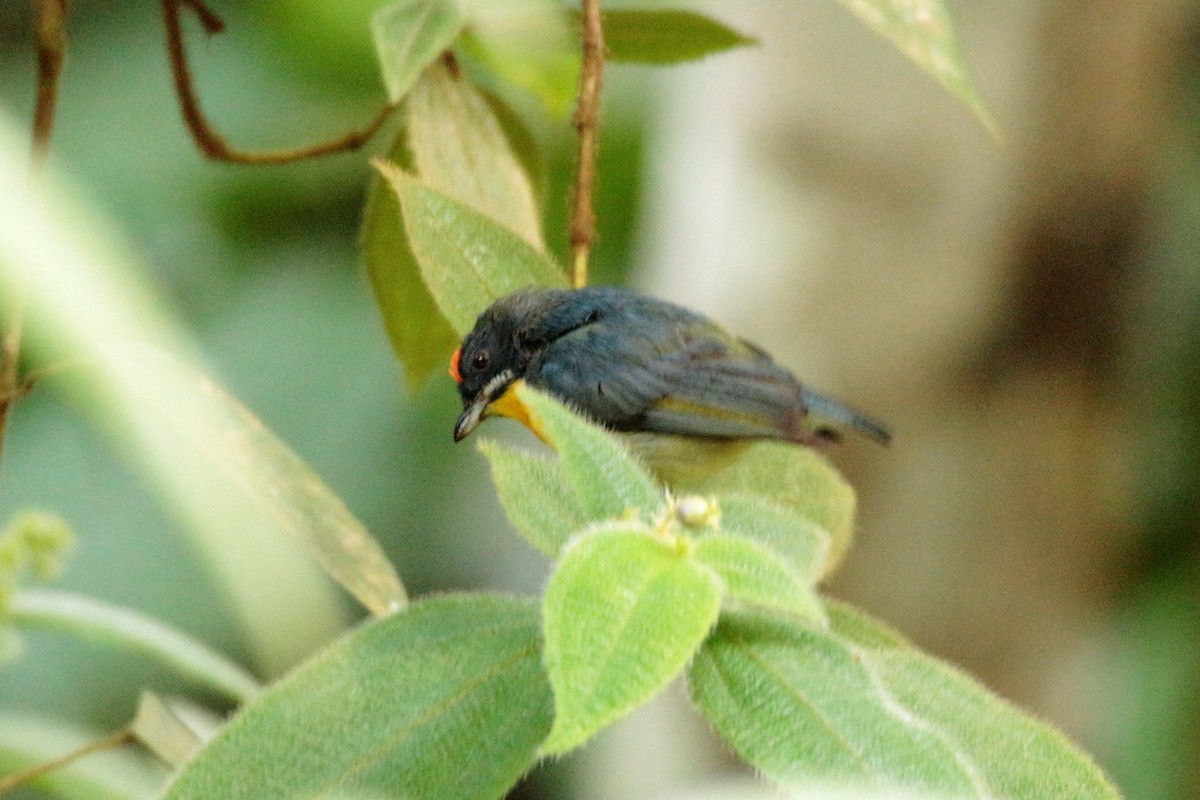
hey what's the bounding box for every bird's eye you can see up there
[471,351,490,371]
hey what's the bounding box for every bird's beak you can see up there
[453,369,516,443]
[454,395,489,442]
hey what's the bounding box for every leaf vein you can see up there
[726,630,884,784]
[855,648,996,798]
[313,639,541,799]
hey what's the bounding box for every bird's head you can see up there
[450,290,546,441]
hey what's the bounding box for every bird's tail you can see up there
[800,387,892,446]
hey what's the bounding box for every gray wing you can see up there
[527,317,809,441]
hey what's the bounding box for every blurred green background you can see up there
[1,1,1199,798]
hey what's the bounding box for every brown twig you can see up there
[162,0,396,165]
[30,0,67,169]
[0,729,133,796]
[0,0,67,474]
[569,0,606,289]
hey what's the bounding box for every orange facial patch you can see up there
[448,346,463,384]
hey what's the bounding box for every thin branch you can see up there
[569,0,606,289]
[0,0,67,474]
[0,295,25,473]
[0,729,133,796]
[162,0,396,165]
[30,0,67,169]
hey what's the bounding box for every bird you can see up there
[449,287,890,456]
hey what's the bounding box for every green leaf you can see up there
[480,89,545,204]
[374,165,566,336]
[826,596,910,650]
[718,493,832,583]
[130,692,205,768]
[542,523,722,754]
[371,0,465,103]
[690,607,1120,798]
[837,0,998,137]
[1,124,348,673]
[407,60,543,248]
[517,384,662,522]
[598,10,757,64]
[0,510,74,613]
[459,0,579,116]
[362,128,461,389]
[693,534,827,627]
[477,440,586,556]
[127,346,407,618]
[661,441,856,576]
[163,594,552,800]
[364,61,547,389]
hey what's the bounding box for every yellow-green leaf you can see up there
[838,0,998,137]
[374,166,565,336]
[371,0,464,102]
[123,346,407,617]
[517,384,661,522]
[407,60,543,248]
[364,62,546,390]
[459,0,579,116]
[718,493,832,583]
[542,523,721,754]
[659,441,856,576]
[693,534,827,626]
[476,441,586,556]
[362,128,461,389]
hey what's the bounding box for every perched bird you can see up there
[450,287,890,453]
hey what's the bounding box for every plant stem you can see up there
[569,0,606,289]
[162,0,396,164]
[10,590,262,704]
[0,729,133,796]
[0,0,67,477]
[0,296,23,478]
[30,0,66,169]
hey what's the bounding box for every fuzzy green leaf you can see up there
[838,0,998,137]
[371,0,464,103]
[362,128,460,389]
[660,441,856,575]
[476,440,586,556]
[517,384,662,522]
[542,523,722,754]
[689,606,1120,798]
[826,596,911,650]
[163,594,552,800]
[718,493,832,583]
[693,534,827,626]
[375,166,565,336]
[598,10,757,64]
